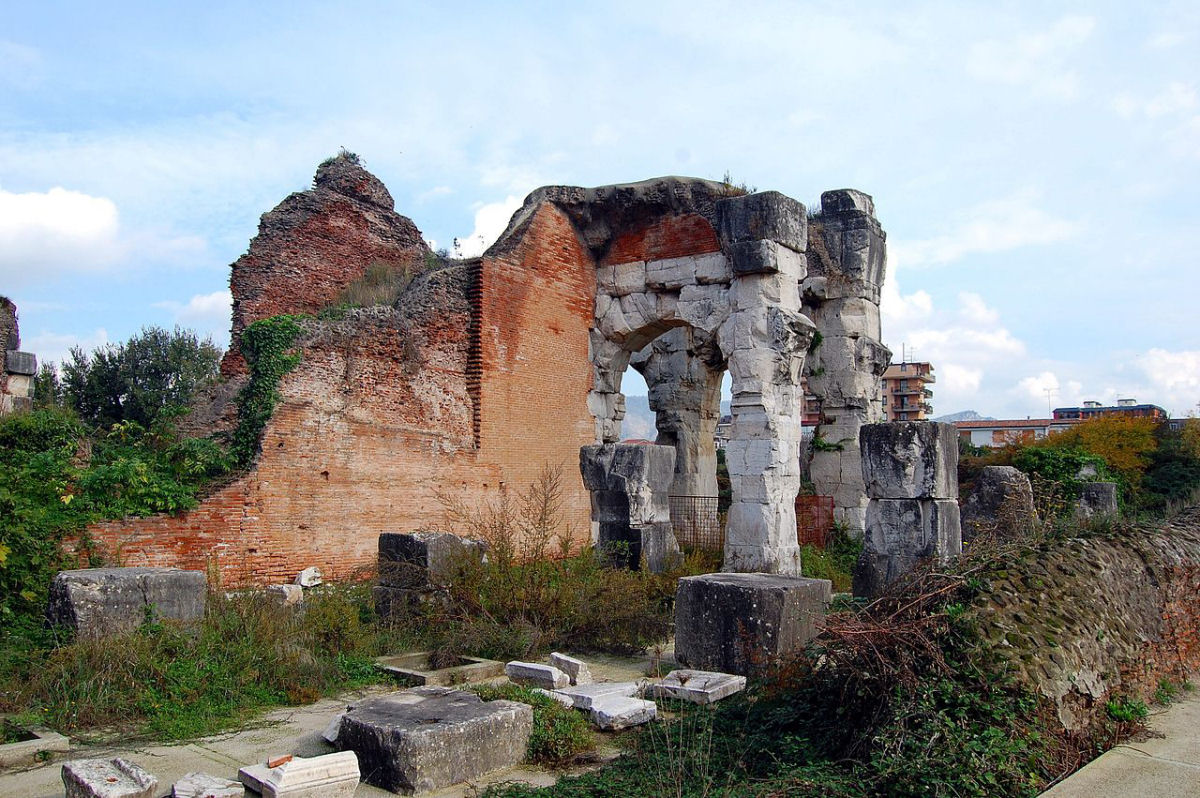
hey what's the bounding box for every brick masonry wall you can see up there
[81,172,736,588]
[973,507,1200,731]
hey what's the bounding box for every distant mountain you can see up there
[932,410,995,423]
[621,395,731,441]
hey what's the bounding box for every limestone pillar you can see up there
[716,192,815,575]
[579,443,682,572]
[803,189,891,536]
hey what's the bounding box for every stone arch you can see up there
[583,191,817,575]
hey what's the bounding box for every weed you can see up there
[1154,678,1181,705]
[470,683,594,766]
[1105,696,1149,723]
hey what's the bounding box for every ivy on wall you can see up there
[231,315,305,468]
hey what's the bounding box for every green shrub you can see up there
[231,315,304,467]
[1105,696,1149,723]
[470,683,594,766]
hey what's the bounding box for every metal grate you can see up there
[796,494,835,548]
[669,495,724,551]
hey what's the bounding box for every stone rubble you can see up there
[1075,482,1119,521]
[47,568,207,640]
[293,567,323,588]
[504,661,571,690]
[335,686,531,795]
[588,695,657,730]
[172,771,242,798]
[961,465,1037,542]
[238,751,359,798]
[265,584,303,607]
[62,757,158,798]
[551,681,642,711]
[649,669,747,704]
[549,652,593,685]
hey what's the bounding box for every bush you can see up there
[470,683,595,766]
[0,585,387,741]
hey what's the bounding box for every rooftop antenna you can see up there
[1043,387,1059,417]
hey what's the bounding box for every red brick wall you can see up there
[600,213,720,266]
[85,206,600,587]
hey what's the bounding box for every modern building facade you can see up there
[882,361,935,421]
[1052,399,1168,422]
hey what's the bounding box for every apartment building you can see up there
[882,361,935,421]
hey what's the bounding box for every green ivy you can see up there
[230,315,305,468]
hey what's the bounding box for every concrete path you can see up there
[1041,688,1200,797]
[0,650,661,798]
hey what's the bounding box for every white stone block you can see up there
[589,695,657,730]
[694,252,732,284]
[173,772,242,798]
[533,688,576,708]
[63,758,158,798]
[239,752,359,798]
[645,255,698,290]
[612,261,647,296]
[619,291,659,333]
[549,652,593,685]
[505,661,570,690]
[266,584,303,607]
[595,263,617,294]
[554,681,641,710]
[649,670,747,704]
[596,294,630,342]
[294,567,322,587]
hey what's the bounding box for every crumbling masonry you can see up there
[83,157,890,584]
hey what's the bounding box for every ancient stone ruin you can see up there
[82,155,891,588]
[0,297,37,416]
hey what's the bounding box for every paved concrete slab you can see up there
[1041,688,1200,797]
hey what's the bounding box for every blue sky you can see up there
[3,1,1198,419]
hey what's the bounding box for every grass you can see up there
[469,683,595,766]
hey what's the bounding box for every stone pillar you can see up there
[579,443,682,572]
[803,189,891,537]
[630,327,723,498]
[716,191,814,574]
[854,422,961,597]
[0,297,36,416]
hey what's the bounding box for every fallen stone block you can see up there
[550,652,592,685]
[860,422,958,500]
[649,670,747,704]
[237,752,359,798]
[336,686,532,794]
[378,531,487,590]
[62,757,158,798]
[554,681,641,710]
[533,688,576,708]
[294,567,323,588]
[265,584,304,607]
[505,661,569,690]
[674,573,831,675]
[172,771,242,798]
[47,568,207,640]
[589,695,657,730]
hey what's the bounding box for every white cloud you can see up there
[1113,82,1196,119]
[455,195,523,258]
[0,185,122,281]
[891,191,1079,268]
[417,185,453,203]
[967,16,1095,99]
[153,290,232,346]
[1147,31,1187,49]
[24,328,110,368]
[1137,348,1200,411]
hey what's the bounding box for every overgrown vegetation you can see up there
[230,314,304,467]
[961,415,1200,519]
[470,683,595,766]
[799,524,861,592]
[318,259,429,319]
[0,585,392,741]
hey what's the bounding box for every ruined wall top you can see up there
[0,296,17,352]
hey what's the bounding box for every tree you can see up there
[62,327,222,428]
[32,362,64,409]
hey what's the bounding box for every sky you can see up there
[3,1,1199,420]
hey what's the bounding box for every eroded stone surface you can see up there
[854,499,961,597]
[47,568,206,639]
[674,573,831,675]
[553,681,641,710]
[649,669,747,704]
[962,466,1037,542]
[238,752,358,798]
[860,422,958,500]
[549,652,592,686]
[378,531,487,590]
[580,443,682,572]
[588,695,657,730]
[505,661,570,690]
[172,771,242,798]
[62,758,158,798]
[336,687,532,795]
[1076,482,1119,521]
